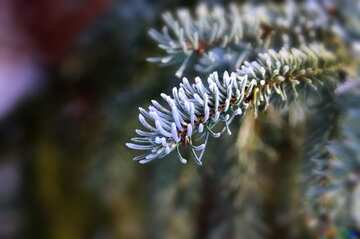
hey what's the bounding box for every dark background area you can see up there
[0,0,236,238]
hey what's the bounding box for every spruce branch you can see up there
[305,81,360,234]
[126,45,340,165]
[147,3,251,77]
[147,2,343,77]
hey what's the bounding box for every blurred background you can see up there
[0,0,228,238]
[0,0,359,239]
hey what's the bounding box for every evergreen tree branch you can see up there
[304,80,360,236]
[147,2,344,77]
[126,45,340,164]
